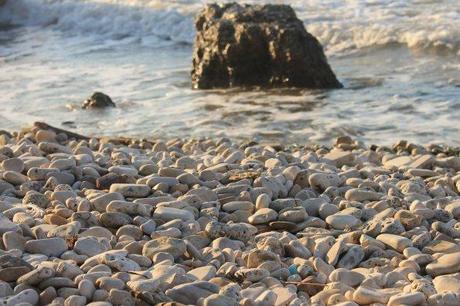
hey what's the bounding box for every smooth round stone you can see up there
[433,273,460,293]
[24,237,68,257]
[87,301,111,306]
[256,194,271,210]
[345,188,382,202]
[142,236,186,260]
[428,292,460,306]
[376,234,413,252]
[35,129,57,142]
[1,158,24,172]
[44,214,67,226]
[23,157,49,171]
[177,172,201,185]
[139,220,156,235]
[96,277,125,291]
[47,172,75,185]
[423,240,460,255]
[74,237,111,257]
[0,214,22,235]
[300,198,328,217]
[318,203,339,219]
[269,221,298,232]
[326,239,347,266]
[145,176,179,188]
[0,281,13,298]
[394,210,421,229]
[0,267,31,283]
[3,231,26,251]
[426,252,460,277]
[91,192,125,212]
[3,171,28,185]
[236,268,270,282]
[106,200,151,217]
[47,221,81,238]
[445,201,460,219]
[329,268,364,287]
[78,279,95,300]
[211,237,244,251]
[278,207,306,223]
[165,281,219,305]
[109,184,150,197]
[3,289,39,306]
[272,287,296,306]
[246,249,279,268]
[153,206,194,222]
[116,225,143,240]
[99,212,132,228]
[201,294,238,306]
[222,201,255,213]
[337,245,365,269]
[108,166,138,177]
[308,173,342,191]
[79,227,113,240]
[326,214,359,230]
[38,277,76,290]
[187,266,217,281]
[353,286,389,304]
[388,292,425,306]
[49,158,76,170]
[51,190,77,204]
[39,286,57,305]
[27,167,59,181]
[64,295,86,306]
[108,289,135,306]
[248,208,277,225]
[0,181,14,195]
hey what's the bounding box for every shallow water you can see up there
[0,0,459,145]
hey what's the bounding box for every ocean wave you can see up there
[1,0,459,56]
[0,0,196,44]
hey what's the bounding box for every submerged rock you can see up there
[191,3,342,89]
[82,92,116,109]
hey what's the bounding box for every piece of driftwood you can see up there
[33,121,152,146]
[34,122,90,141]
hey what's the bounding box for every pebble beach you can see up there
[0,123,460,305]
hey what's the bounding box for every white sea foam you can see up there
[1,0,459,55]
[0,0,196,45]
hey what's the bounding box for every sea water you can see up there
[0,0,459,145]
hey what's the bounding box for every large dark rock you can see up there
[191,3,342,89]
[82,92,116,109]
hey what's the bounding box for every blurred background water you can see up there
[0,0,459,145]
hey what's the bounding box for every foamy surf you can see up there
[1,0,459,55]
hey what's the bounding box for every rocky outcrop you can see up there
[191,3,342,89]
[82,92,116,109]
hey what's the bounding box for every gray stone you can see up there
[165,281,219,305]
[24,237,68,257]
[142,236,186,260]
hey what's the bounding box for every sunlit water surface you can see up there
[0,0,459,145]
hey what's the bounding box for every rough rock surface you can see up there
[82,92,116,109]
[191,3,342,89]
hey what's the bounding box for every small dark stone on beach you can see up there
[82,92,116,109]
[96,173,131,190]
